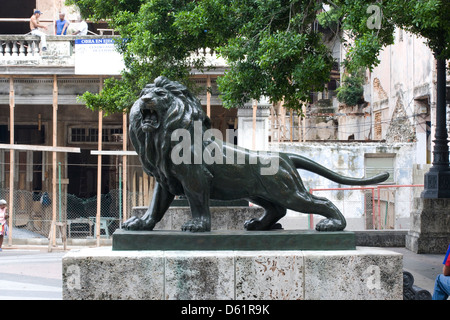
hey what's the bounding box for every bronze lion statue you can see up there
[123,76,389,232]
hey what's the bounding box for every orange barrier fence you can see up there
[309,184,424,230]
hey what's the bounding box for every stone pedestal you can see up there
[62,247,402,300]
[132,206,264,231]
[406,197,450,253]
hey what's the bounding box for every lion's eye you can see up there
[154,89,166,97]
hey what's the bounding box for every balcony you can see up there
[0,35,115,74]
[0,35,227,76]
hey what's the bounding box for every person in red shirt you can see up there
[432,244,450,300]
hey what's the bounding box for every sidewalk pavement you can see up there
[388,247,442,294]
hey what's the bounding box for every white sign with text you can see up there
[75,38,125,75]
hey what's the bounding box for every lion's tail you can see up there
[288,154,389,185]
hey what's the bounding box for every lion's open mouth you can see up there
[141,104,159,132]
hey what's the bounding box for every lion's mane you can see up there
[129,76,211,192]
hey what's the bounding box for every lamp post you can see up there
[422,57,450,198]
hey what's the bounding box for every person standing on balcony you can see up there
[30,10,48,51]
[72,16,88,36]
[0,200,9,252]
[55,12,69,35]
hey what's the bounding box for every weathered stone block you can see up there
[62,248,165,300]
[235,251,304,300]
[406,198,450,253]
[303,248,402,300]
[165,251,234,300]
[132,206,265,231]
[62,247,403,300]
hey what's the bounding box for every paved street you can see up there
[389,247,442,294]
[0,248,65,300]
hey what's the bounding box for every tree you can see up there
[336,71,365,106]
[330,0,449,69]
[68,0,448,115]
[67,0,337,113]
[333,0,449,198]
[68,0,217,114]
[69,0,450,198]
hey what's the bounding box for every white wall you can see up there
[269,142,416,230]
[365,29,435,164]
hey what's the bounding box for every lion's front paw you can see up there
[122,216,156,231]
[244,219,282,230]
[181,218,210,232]
[315,218,345,232]
[244,218,263,230]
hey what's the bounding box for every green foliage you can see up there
[66,0,449,114]
[68,0,206,113]
[186,0,335,111]
[317,6,342,30]
[66,0,335,113]
[336,72,365,106]
[332,0,449,71]
[66,0,143,21]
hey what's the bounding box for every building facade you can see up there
[0,1,232,241]
[1,1,448,239]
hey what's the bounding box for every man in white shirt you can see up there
[73,16,88,36]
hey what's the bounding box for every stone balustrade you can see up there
[0,35,223,72]
[0,35,114,68]
[0,36,41,58]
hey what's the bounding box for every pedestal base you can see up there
[132,206,264,231]
[422,170,450,199]
[62,247,402,300]
[406,197,450,253]
[112,229,356,251]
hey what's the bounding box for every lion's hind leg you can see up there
[244,198,286,231]
[286,192,346,231]
[310,194,346,231]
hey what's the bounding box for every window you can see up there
[365,153,395,184]
[0,0,35,35]
[0,124,45,144]
[69,126,123,144]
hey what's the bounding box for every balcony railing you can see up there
[0,35,227,72]
[0,35,41,57]
[0,35,117,68]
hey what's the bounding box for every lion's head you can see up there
[129,76,211,187]
[130,76,211,136]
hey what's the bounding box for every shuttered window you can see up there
[69,126,123,144]
[365,154,395,184]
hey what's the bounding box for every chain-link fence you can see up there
[0,187,145,240]
[0,147,152,242]
[0,189,53,237]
